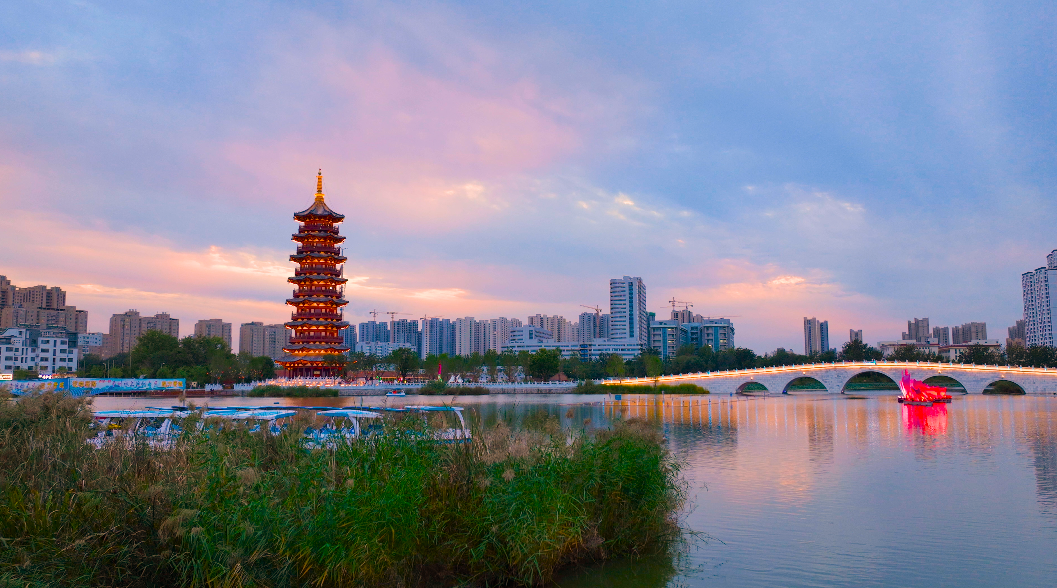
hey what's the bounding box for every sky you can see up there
[1,0,1054,352]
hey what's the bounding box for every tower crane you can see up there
[668,298,694,312]
[580,304,602,316]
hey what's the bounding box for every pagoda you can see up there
[278,170,350,378]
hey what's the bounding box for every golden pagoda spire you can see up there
[315,169,324,202]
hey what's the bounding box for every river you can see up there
[93,392,1057,587]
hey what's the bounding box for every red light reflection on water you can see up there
[902,403,948,435]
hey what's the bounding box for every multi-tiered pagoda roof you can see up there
[277,170,350,378]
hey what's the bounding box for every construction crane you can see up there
[579,304,602,316]
[668,298,694,312]
[368,309,379,320]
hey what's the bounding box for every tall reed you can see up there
[0,391,684,587]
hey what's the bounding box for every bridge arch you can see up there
[924,375,967,394]
[782,376,828,394]
[736,381,770,394]
[838,370,898,394]
[982,379,1026,395]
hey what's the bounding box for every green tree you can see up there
[887,344,927,362]
[604,354,626,380]
[387,348,420,380]
[1024,345,1057,368]
[527,348,562,381]
[131,331,181,375]
[12,369,38,381]
[499,351,519,382]
[561,354,587,381]
[838,339,883,362]
[644,352,663,378]
[955,343,1002,365]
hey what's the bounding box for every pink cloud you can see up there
[216,44,589,227]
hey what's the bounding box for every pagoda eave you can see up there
[288,275,349,283]
[284,320,350,327]
[287,297,349,305]
[290,253,347,262]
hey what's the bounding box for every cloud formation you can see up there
[1,0,1053,352]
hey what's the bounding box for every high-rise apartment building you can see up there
[528,314,576,343]
[1008,320,1027,347]
[951,322,987,344]
[609,276,647,344]
[390,319,420,351]
[686,319,734,351]
[0,277,88,333]
[420,317,455,359]
[106,310,179,357]
[239,322,291,360]
[342,326,357,350]
[476,317,519,354]
[357,321,390,344]
[454,317,476,356]
[578,312,606,343]
[0,276,13,309]
[850,329,863,343]
[1022,249,1057,347]
[932,326,950,346]
[194,319,232,348]
[902,318,930,342]
[803,317,829,355]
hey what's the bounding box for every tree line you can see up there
[77,331,276,385]
[352,339,1057,383]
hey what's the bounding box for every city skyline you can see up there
[2,2,1054,351]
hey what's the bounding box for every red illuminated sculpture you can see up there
[896,370,952,405]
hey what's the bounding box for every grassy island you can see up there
[247,384,340,397]
[0,392,684,587]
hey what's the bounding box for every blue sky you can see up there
[1,0,1054,351]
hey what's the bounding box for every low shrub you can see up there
[573,381,709,395]
[247,384,339,397]
[417,379,448,394]
[0,391,684,587]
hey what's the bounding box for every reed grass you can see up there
[0,391,684,587]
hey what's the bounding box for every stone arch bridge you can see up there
[607,361,1057,395]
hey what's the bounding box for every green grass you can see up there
[0,391,684,587]
[575,382,710,395]
[247,384,339,397]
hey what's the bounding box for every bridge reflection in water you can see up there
[603,394,1055,442]
[562,394,1057,588]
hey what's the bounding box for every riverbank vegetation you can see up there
[573,382,709,395]
[247,384,339,397]
[0,391,684,587]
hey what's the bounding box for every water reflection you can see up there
[902,403,948,435]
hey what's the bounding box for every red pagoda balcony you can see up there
[291,312,343,320]
[290,336,344,344]
[295,245,341,255]
[295,267,341,277]
[292,286,341,294]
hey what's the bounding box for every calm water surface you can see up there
[94,393,1057,587]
